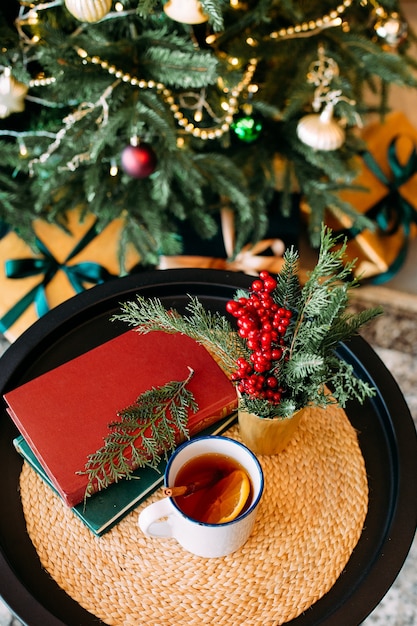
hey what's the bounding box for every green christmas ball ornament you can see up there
[231,115,263,143]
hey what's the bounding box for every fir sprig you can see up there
[111,295,247,378]
[272,246,301,310]
[79,367,197,499]
[268,226,383,416]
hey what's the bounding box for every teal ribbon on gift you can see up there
[336,136,417,284]
[0,219,116,333]
[362,136,417,283]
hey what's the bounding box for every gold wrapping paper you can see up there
[326,111,417,280]
[158,207,286,276]
[0,208,140,341]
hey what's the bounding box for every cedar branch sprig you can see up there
[79,367,197,500]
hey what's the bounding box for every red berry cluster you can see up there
[226,271,292,404]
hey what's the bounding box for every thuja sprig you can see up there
[79,367,197,500]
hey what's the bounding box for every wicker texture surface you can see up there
[20,405,368,626]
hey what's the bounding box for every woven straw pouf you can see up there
[20,404,368,625]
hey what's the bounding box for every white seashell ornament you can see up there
[297,104,345,151]
[163,0,208,24]
[64,0,112,23]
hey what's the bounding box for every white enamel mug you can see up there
[138,435,264,558]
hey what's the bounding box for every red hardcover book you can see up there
[4,330,237,507]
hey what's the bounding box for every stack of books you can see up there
[4,329,238,535]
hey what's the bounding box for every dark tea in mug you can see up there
[173,452,253,524]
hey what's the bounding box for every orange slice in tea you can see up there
[204,470,251,524]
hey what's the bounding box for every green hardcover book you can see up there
[14,411,237,536]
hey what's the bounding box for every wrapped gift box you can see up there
[327,111,417,281]
[0,209,140,341]
[159,191,301,276]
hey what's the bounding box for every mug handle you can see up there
[138,498,174,538]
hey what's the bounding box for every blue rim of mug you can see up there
[164,435,264,526]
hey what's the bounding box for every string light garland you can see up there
[27,80,119,174]
[75,47,258,140]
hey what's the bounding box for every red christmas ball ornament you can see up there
[121,143,157,179]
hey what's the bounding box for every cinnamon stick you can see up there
[163,485,189,497]
[164,471,222,498]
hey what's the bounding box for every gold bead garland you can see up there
[268,0,353,40]
[29,76,56,88]
[76,47,257,140]
[208,0,361,47]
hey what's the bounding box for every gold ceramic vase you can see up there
[238,406,306,455]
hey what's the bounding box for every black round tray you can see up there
[1,268,416,626]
